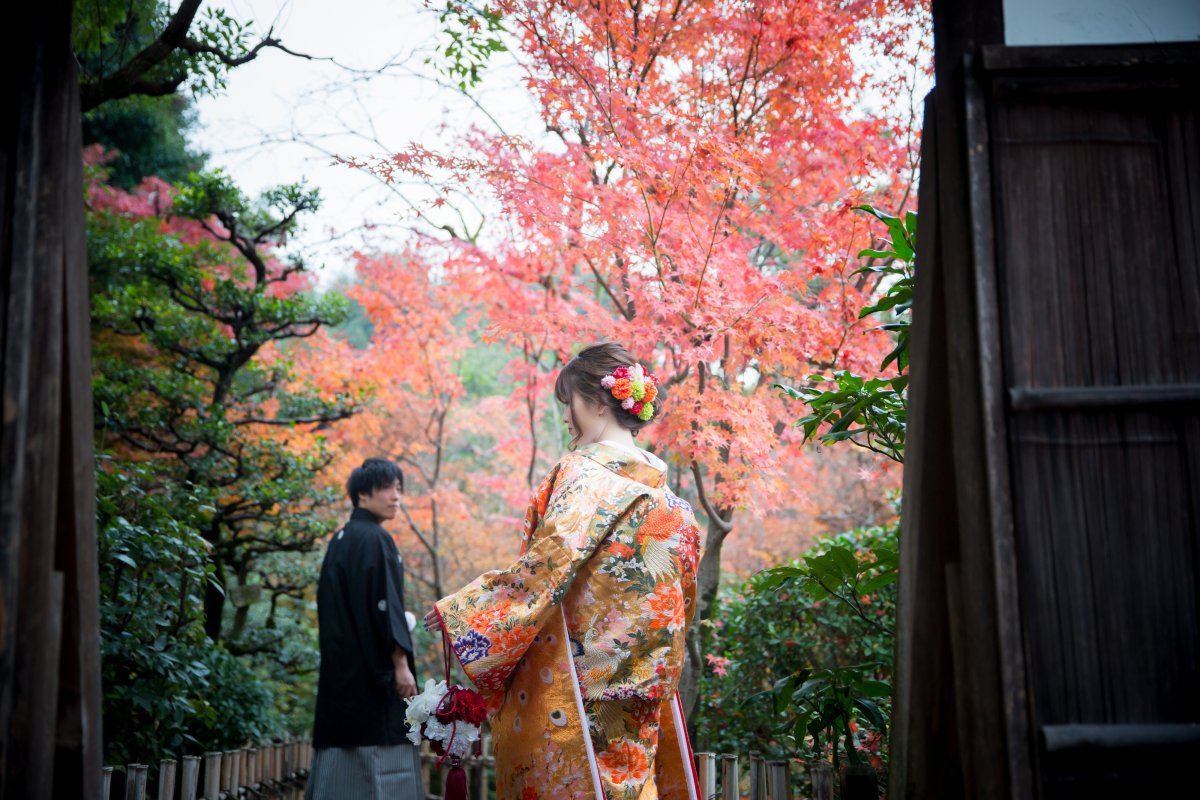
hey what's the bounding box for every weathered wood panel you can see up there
[891,89,967,800]
[0,1,103,798]
[986,67,1200,796]
[896,14,1200,798]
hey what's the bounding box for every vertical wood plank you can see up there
[809,762,833,800]
[219,751,233,795]
[962,57,1037,800]
[225,749,240,794]
[766,761,790,800]
[696,753,716,800]
[748,752,763,800]
[720,754,738,800]
[51,42,102,799]
[0,10,45,793]
[923,54,1019,800]
[891,86,967,800]
[201,753,220,800]
[4,0,69,780]
[124,764,148,800]
[179,756,199,800]
[247,747,258,789]
[156,760,176,800]
[0,1,99,796]
[469,755,484,800]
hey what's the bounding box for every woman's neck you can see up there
[595,428,637,450]
[597,434,645,458]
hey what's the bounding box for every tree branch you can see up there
[689,460,733,534]
[80,1,328,112]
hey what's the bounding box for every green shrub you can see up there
[694,524,897,783]
[97,458,281,766]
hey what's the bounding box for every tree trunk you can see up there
[228,563,251,642]
[680,518,733,727]
[203,559,226,641]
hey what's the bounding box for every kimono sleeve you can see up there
[369,532,415,680]
[435,462,618,699]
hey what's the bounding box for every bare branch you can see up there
[80,1,330,112]
[689,460,733,534]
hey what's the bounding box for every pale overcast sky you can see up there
[191,1,928,288]
[191,0,539,287]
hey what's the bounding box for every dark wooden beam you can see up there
[1042,724,1200,753]
[1010,384,1200,411]
[0,1,102,797]
[891,88,966,800]
[981,42,1200,72]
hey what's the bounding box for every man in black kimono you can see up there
[306,458,424,800]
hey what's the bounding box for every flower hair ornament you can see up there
[600,364,659,422]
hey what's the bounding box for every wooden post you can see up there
[841,764,879,800]
[103,767,114,800]
[249,747,260,790]
[696,753,716,800]
[721,754,738,800]
[296,738,306,799]
[225,750,241,797]
[469,756,484,800]
[284,739,296,798]
[0,3,103,799]
[809,762,833,800]
[125,764,148,800]
[767,761,790,800]
[157,759,177,800]
[180,756,200,800]
[201,753,221,800]
[218,752,232,797]
[278,742,287,793]
[748,752,764,800]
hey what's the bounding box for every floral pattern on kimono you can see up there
[436,443,702,800]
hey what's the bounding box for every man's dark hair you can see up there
[346,458,404,507]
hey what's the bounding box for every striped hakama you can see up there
[304,743,424,800]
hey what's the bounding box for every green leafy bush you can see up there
[97,459,279,766]
[694,524,898,786]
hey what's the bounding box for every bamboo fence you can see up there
[104,738,853,800]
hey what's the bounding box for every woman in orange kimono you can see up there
[426,343,702,800]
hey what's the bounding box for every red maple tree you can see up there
[346,0,930,709]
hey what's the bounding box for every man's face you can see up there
[359,480,401,520]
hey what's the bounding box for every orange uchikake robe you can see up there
[436,442,703,800]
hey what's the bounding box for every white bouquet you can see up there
[404,678,484,761]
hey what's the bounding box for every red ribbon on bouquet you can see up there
[433,626,483,800]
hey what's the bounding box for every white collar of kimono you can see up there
[598,439,667,472]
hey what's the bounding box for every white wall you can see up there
[1004,0,1200,45]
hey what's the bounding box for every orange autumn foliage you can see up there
[326,1,930,682]
[355,0,928,526]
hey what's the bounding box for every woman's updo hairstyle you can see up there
[554,342,665,437]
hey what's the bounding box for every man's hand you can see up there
[393,661,417,699]
[423,609,442,633]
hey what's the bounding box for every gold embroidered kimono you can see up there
[435,443,703,800]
